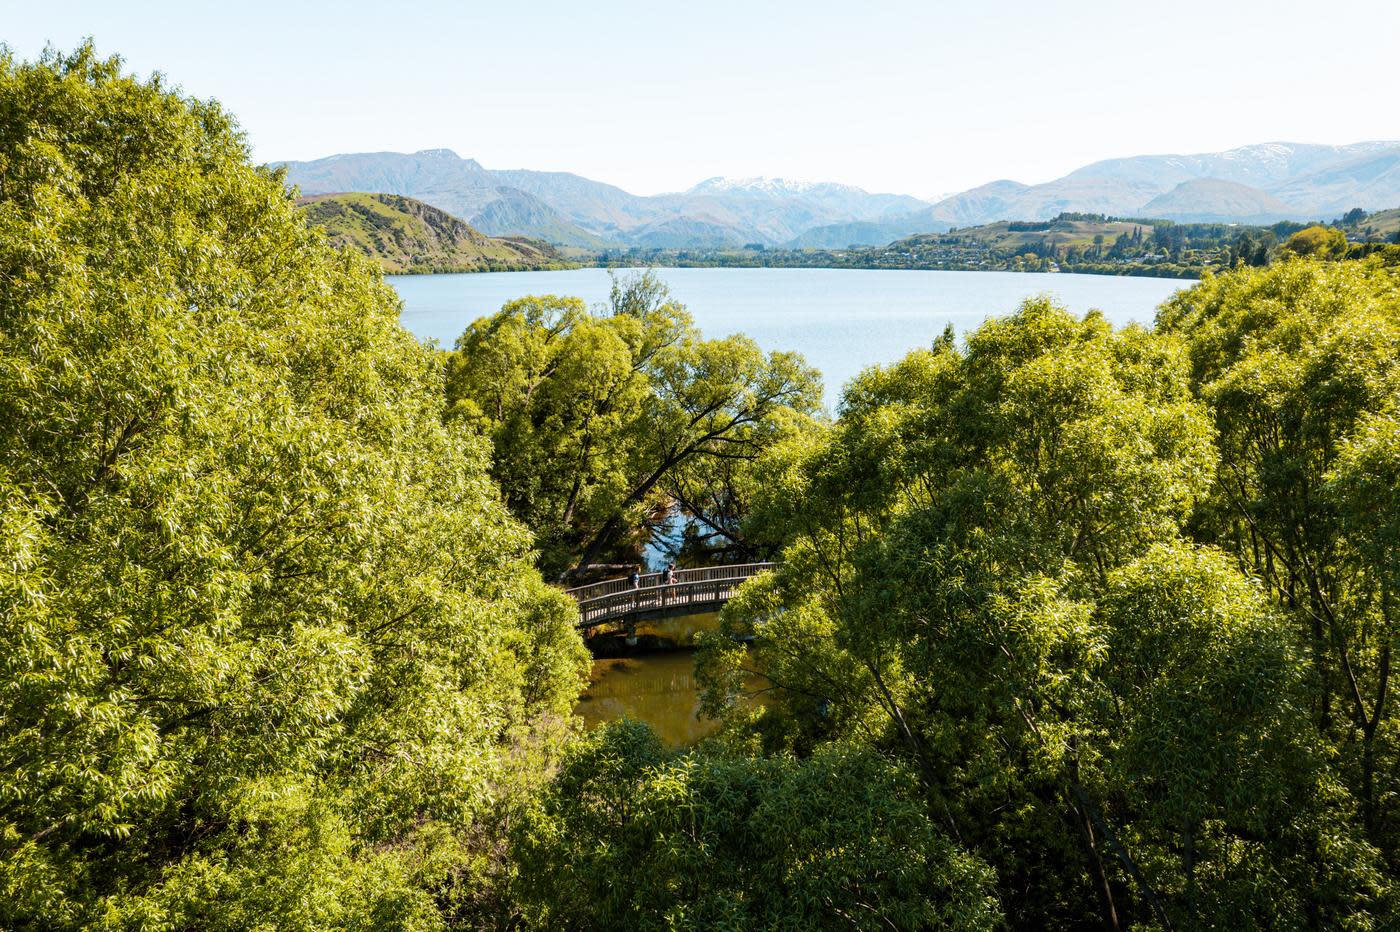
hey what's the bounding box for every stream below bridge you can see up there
[574,612,769,748]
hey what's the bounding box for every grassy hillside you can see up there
[299,192,572,273]
[939,216,1153,250]
[1345,207,1400,238]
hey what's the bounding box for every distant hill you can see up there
[1140,179,1294,222]
[1341,206,1400,238]
[278,141,1400,250]
[916,142,1400,227]
[284,149,499,217]
[829,143,1400,246]
[467,188,611,249]
[492,168,657,235]
[1270,149,1400,217]
[784,208,954,248]
[1064,142,1398,189]
[299,193,568,273]
[920,180,1031,227]
[682,176,928,223]
[280,151,603,247]
[623,214,753,249]
[907,217,1156,254]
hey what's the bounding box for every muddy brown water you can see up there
[574,612,766,748]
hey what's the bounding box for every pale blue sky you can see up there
[7,0,1398,196]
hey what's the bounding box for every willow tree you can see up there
[1158,258,1400,863]
[701,299,1394,928]
[511,720,1002,932]
[445,271,821,576]
[0,45,588,928]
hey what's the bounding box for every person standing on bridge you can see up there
[629,567,641,589]
[665,562,677,585]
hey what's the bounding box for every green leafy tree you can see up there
[702,298,1394,927]
[1281,224,1349,259]
[445,271,822,576]
[0,44,588,929]
[444,293,651,572]
[511,720,1002,931]
[1159,259,1400,860]
[1095,543,1387,929]
[1342,207,1369,227]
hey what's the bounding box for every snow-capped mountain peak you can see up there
[688,176,850,197]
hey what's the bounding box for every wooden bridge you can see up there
[565,563,775,629]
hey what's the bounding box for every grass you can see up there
[300,192,574,273]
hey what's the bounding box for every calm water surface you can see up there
[578,652,720,748]
[574,613,768,748]
[389,268,1192,741]
[390,267,1190,407]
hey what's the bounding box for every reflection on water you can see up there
[577,650,720,748]
[633,611,719,647]
[574,611,764,748]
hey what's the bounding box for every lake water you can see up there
[390,267,1191,408]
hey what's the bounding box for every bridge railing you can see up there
[568,562,775,628]
[564,562,776,605]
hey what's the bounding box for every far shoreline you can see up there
[387,262,1202,282]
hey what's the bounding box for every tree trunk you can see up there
[1070,794,1121,932]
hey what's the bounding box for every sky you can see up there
[8,0,1400,197]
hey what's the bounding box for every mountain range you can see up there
[276,141,1400,250]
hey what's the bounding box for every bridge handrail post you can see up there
[567,562,777,628]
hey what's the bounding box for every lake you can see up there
[390,267,1191,408]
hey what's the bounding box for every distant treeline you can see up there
[592,210,1400,279]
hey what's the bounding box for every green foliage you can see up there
[1159,259,1400,867]
[0,44,588,929]
[1331,405,1400,595]
[300,192,570,274]
[512,720,1002,931]
[1096,544,1386,929]
[6,42,1400,932]
[444,270,822,576]
[702,293,1396,927]
[102,787,447,932]
[1282,224,1351,258]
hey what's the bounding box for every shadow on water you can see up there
[574,612,765,748]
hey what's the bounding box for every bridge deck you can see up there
[565,562,774,628]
